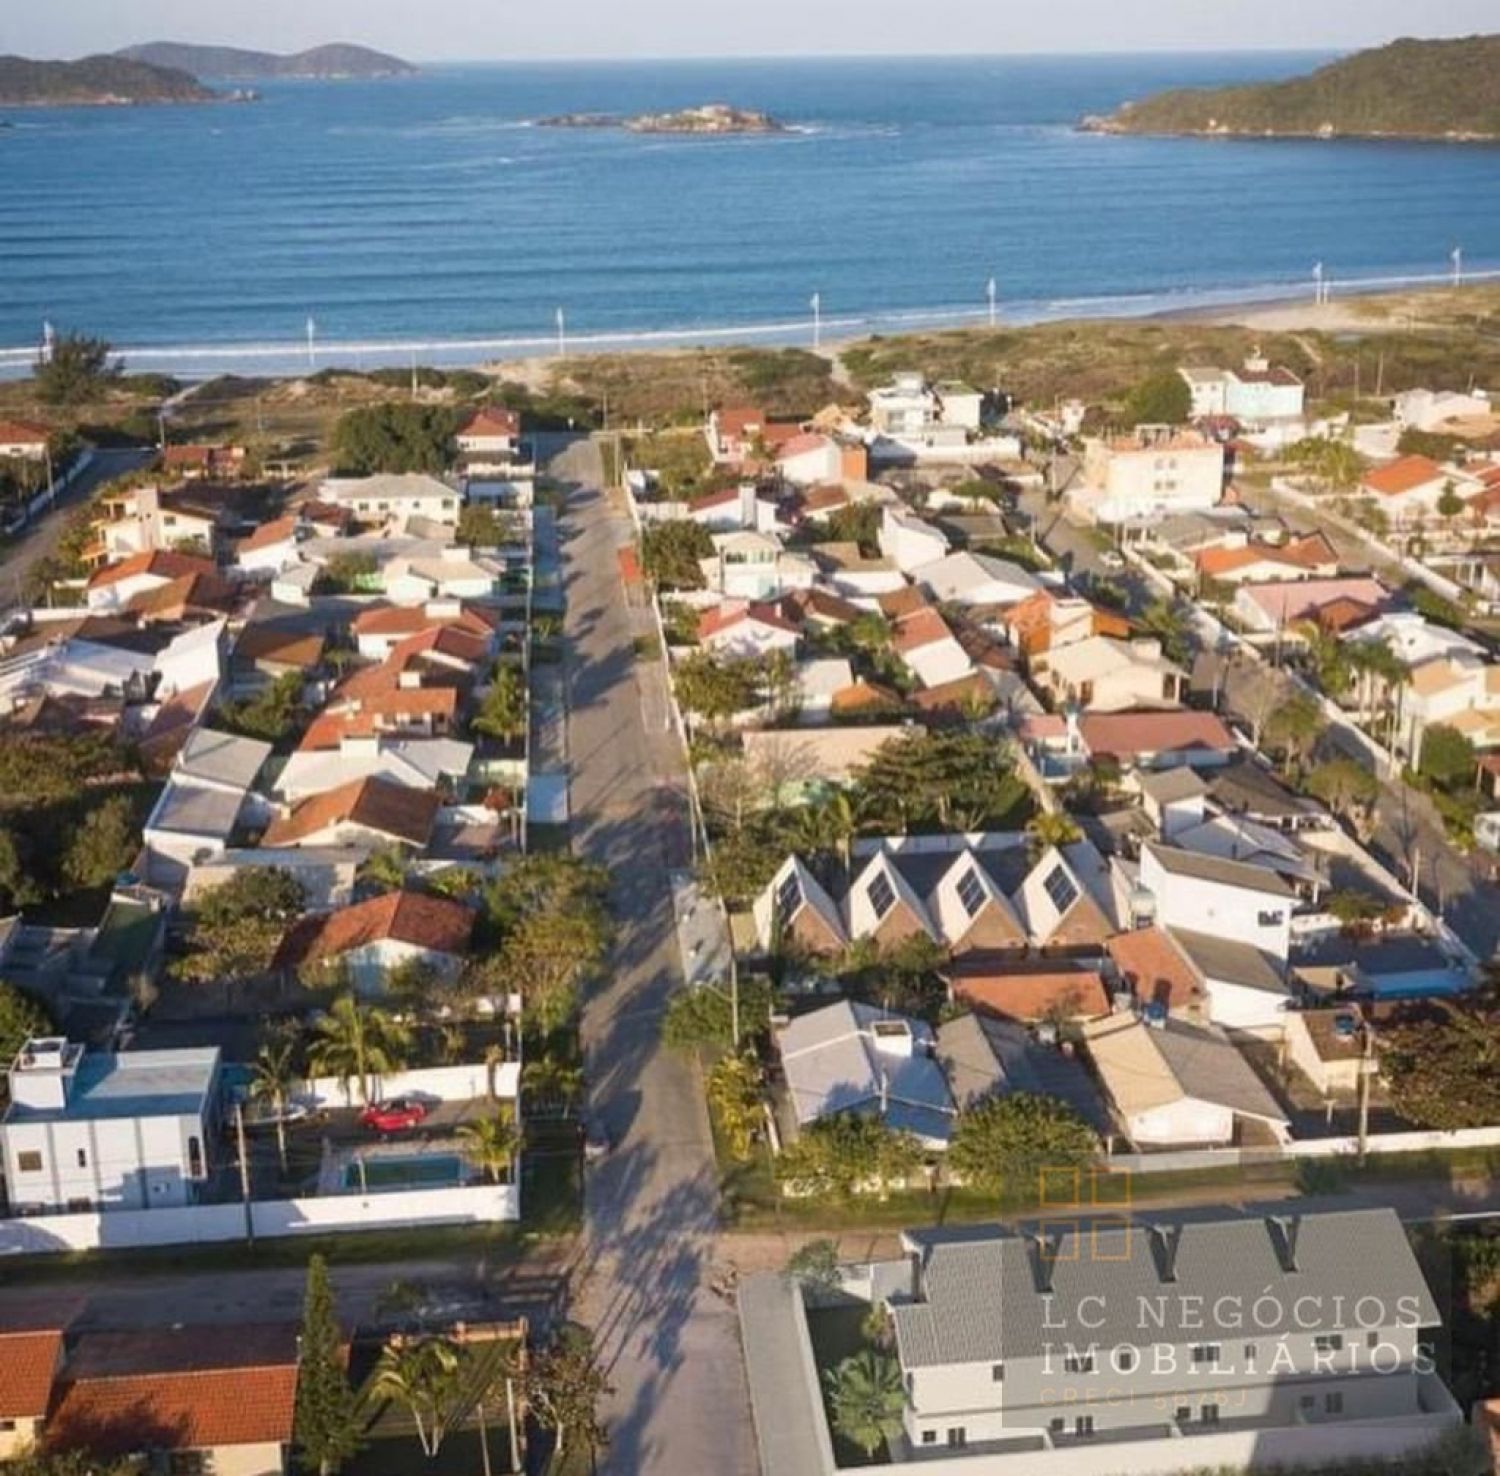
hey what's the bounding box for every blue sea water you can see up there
[2,54,1499,375]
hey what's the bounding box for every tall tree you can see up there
[172,868,306,989]
[308,995,413,1104]
[294,1256,361,1476]
[526,1326,612,1465]
[35,332,120,405]
[0,981,54,1065]
[1263,692,1325,779]
[472,664,528,746]
[1121,369,1191,427]
[249,1034,299,1175]
[1381,990,1500,1131]
[458,1112,521,1184]
[823,1350,905,1459]
[947,1092,1096,1198]
[61,793,137,889]
[370,1336,464,1459]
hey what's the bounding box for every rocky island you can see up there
[0,54,223,106]
[1081,34,1500,142]
[539,103,788,135]
[116,41,418,81]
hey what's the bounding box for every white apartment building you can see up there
[1074,428,1225,524]
[1180,353,1305,426]
[1,1038,221,1213]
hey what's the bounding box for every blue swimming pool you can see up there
[343,1154,466,1192]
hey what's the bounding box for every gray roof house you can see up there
[775,999,955,1147]
[738,1207,1461,1474]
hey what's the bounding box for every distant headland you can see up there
[116,41,418,82]
[0,54,225,107]
[538,103,788,135]
[1081,33,1500,142]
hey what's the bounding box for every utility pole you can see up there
[1356,1018,1375,1165]
[234,1101,254,1244]
[505,1374,522,1472]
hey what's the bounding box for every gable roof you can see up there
[0,418,50,444]
[1169,926,1289,997]
[234,623,326,667]
[236,515,302,554]
[262,776,439,847]
[459,405,520,438]
[752,855,848,951]
[87,550,218,590]
[177,727,272,790]
[1105,927,1203,1012]
[936,1012,1108,1129]
[947,961,1110,1022]
[846,850,935,939]
[1078,709,1235,761]
[698,600,798,642]
[1362,454,1447,496]
[276,890,474,969]
[0,1328,63,1417]
[1143,839,1295,898]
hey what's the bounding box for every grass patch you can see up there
[632,633,661,661]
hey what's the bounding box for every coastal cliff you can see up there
[1081,34,1500,142]
[0,54,221,106]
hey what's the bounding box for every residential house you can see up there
[1133,765,1210,842]
[456,404,522,458]
[1076,709,1237,771]
[1358,455,1481,526]
[277,731,473,802]
[319,473,461,533]
[87,484,223,564]
[697,600,800,662]
[788,657,857,723]
[161,443,247,480]
[911,551,1040,612]
[809,542,907,599]
[1,1037,221,1212]
[862,1208,1448,1457]
[1346,609,1483,669]
[275,889,474,995]
[232,623,325,689]
[1073,427,1225,524]
[700,528,814,600]
[0,1325,64,1459]
[350,601,498,661]
[1394,387,1493,433]
[262,775,441,850]
[85,551,222,613]
[1105,925,1207,1018]
[0,419,50,460]
[1397,654,1500,759]
[1139,840,1293,959]
[383,546,502,605]
[774,999,956,1148]
[752,856,848,955]
[776,433,865,487]
[1194,532,1340,586]
[867,372,986,438]
[1004,591,1132,674]
[1042,636,1185,712]
[892,607,974,690]
[141,728,273,883]
[1180,353,1306,427]
[235,514,304,574]
[1284,1005,1369,1097]
[45,1323,297,1476]
[685,483,780,533]
[707,404,805,464]
[183,846,364,912]
[877,507,950,574]
[740,722,907,805]
[1233,576,1391,636]
[935,1011,1108,1129]
[1205,755,1324,831]
[1166,925,1291,1032]
[944,959,1112,1022]
[1083,1012,1289,1146]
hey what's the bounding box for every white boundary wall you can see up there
[0,1183,519,1256]
[298,1060,520,1110]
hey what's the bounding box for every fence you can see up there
[0,1182,520,1257]
[298,1060,520,1111]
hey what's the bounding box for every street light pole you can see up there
[810,292,822,350]
[987,277,998,329]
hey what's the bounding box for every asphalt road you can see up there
[550,437,758,1476]
[0,447,153,605]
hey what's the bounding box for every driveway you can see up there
[547,435,757,1476]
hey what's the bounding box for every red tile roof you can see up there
[234,623,326,666]
[0,1329,63,1417]
[775,432,831,462]
[877,586,931,621]
[388,624,489,668]
[237,515,301,553]
[460,406,520,439]
[891,607,954,654]
[1106,927,1204,1012]
[297,711,383,751]
[830,680,904,714]
[0,419,50,444]
[1078,709,1235,760]
[263,776,440,847]
[276,889,474,969]
[698,601,798,641]
[87,550,219,590]
[126,571,238,620]
[948,962,1111,1022]
[1362,454,1446,497]
[716,406,766,440]
[350,603,495,639]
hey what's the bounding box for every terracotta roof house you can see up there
[0,419,51,457]
[1105,926,1205,1017]
[946,959,1111,1022]
[160,443,247,479]
[126,570,239,624]
[233,623,327,678]
[84,550,221,612]
[262,775,440,849]
[1077,709,1237,770]
[0,1328,64,1460]
[275,889,474,992]
[45,1323,297,1474]
[458,405,521,443]
[697,600,799,661]
[829,678,905,717]
[752,856,848,956]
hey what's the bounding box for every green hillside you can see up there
[118,41,416,79]
[1087,34,1500,140]
[0,54,215,105]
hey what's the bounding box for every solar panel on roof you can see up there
[775,869,802,920]
[1041,864,1078,915]
[956,867,986,918]
[867,870,897,920]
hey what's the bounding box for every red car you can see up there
[360,1097,428,1135]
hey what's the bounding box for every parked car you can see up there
[1098,549,1125,570]
[360,1097,429,1135]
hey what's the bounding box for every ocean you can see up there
[3,54,1499,377]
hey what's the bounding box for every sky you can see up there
[4,0,1497,61]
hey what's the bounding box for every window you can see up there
[1257,910,1284,927]
[945,1429,967,1449]
[956,868,987,919]
[16,1151,42,1173]
[990,1363,1004,1383]
[1300,1395,1315,1411]
[168,1454,207,1476]
[1243,1344,1257,1363]
[76,1148,87,1169]
[1201,1404,1220,1426]
[1049,1418,1065,1434]
[1063,1352,1095,1374]
[1041,864,1078,914]
[66,1198,91,1213]
[1190,1344,1220,1367]
[1324,1392,1344,1415]
[867,871,897,920]
[1074,1416,1094,1438]
[0,1419,14,1432]
[1367,1331,1381,1348]
[1115,1347,1136,1372]
[1174,1406,1191,1423]
[187,1136,204,1179]
[1314,1334,1344,1353]
[921,1431,937,1446]
[775,871,802,921]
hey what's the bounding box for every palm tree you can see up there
[521,1056,584,1117]
[1026,811,1082,859]
[706,1053,762,1161]
[370,1336,463,1459]
[308,995,413,1105]
[458,1112,521,1185]
[248,1035,299,1175]
[823,1350,905,1459]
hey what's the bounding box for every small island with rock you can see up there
[538,103,788,135]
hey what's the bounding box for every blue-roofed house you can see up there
[1,1038,221,1214]
[774,999,956,1148]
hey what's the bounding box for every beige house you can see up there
[1040,634,1185,711]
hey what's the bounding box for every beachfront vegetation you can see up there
[330,401,462,474]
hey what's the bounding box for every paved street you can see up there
[0,447,154,605]
[549,437,758,1476]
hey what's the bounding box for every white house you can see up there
[791,657,857,723]
[88,485,221,564]
[235,515,304,575]
[891,608,974,690]
[867,373,984,437]
[1,1038,221,1213]
[84,550,222,612]
[910,551,1040,611]
[382,546,501,605]
[696,600,800,662]
[809,543,907,599]
[1400,655,1500,760]
[1358,455,1481,526]
[700,529,814,601]
[1394,387,1493,433]
[1074,428,1225,525]
[275,889,475,996]
[1180,353,1305,427]
[320,473,461,533]
[0,419,50,460]
[456,405,522,458]
[877,507,950,574]
[1139,840,1293,959]
[141,728,273,884]
[276,732,474,802]
[775,433,849,487]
